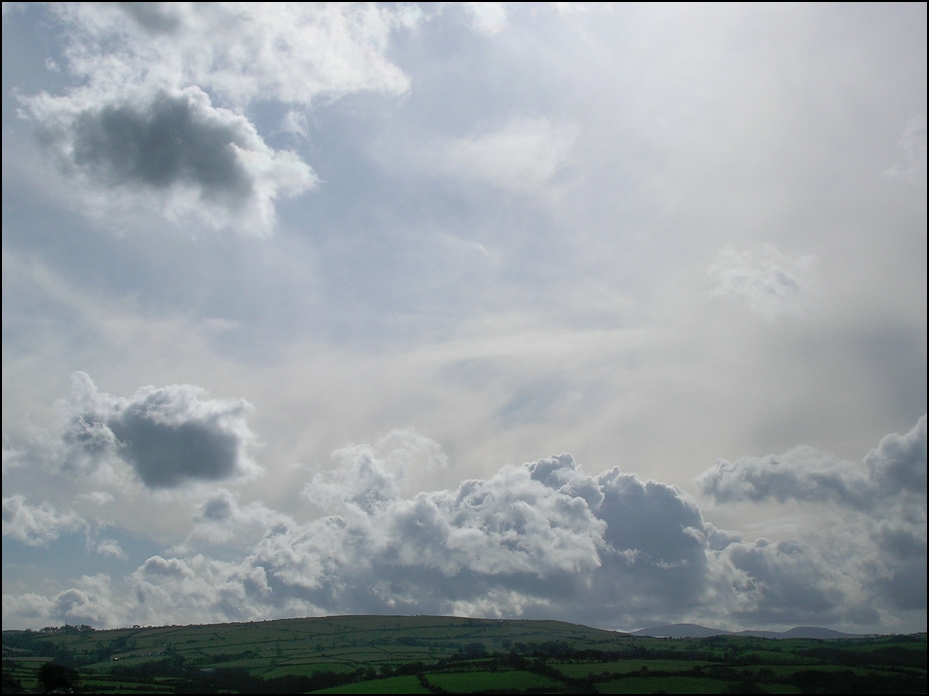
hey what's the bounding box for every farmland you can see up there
[3,616,925,693]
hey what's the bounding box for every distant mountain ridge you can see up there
[631,623,869,639]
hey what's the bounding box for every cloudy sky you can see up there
[2,3,925,634]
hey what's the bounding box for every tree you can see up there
[37,662,77,692]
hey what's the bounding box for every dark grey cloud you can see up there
[25,87,316,234]
[201,491,235,522]
[866,415,928,496]
[61,372,260,489]
[68,91,252,202]
[723,538,845,625]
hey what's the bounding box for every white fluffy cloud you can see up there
[4,420,926,631]
[26,86,316,235]
[19,3,418,235]
[95,538,126,559]
[50,3,414,108]
[697,416,926,510]
[699,416,927,623]
[60,372,261,489]
[1,495,87,546]
[170,489,295,555]
[3,574,121,629]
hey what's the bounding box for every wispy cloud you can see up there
[709,243,818,321]
[883,114,927,183]
[435,118,577,193]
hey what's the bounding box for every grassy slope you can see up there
[3,617,925,693]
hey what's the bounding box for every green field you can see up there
[428,669,563,692]
[3,616,925,693]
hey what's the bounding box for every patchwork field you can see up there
[3,616,925,693]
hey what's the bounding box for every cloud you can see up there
[696,416,926,510]
[464,3,508,35]
[26,87,316,236]
[279,109,309,138]
[95,538,126,559]
[135,420,929,630]
[883,114,927,183]
[3,575,121,629]
[304,429,450,512]
[5,422,925,631]
[715,537,850,626]
[698,416,927,622]
[2,435,24,475]
[170,489,295,553]
[121,451,714,628]
[18,3,421,235]
[117,2,181,36]
[60,372,261,489]
[436,118,577,192]
[1,496,87,546]
[708,243,818,320]
[50,3,414,108]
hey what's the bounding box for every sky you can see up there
[1,2,926,634]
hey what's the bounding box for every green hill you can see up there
[3,616,925,693]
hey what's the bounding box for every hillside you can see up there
[3,615,926,693]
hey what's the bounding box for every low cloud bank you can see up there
[696,416,926,513]
[4,417,925,633]
[698,416,926,619]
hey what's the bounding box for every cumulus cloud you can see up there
[305,428,450,512]
[883,114,927,183]
[2,496,88,546]
[60,372,261,489]
[170,489,295,554]
[696,416,926,510]
[95,538,126,559]
[698,416,927,622]
[6,449,720,629]
[714,537,851,626]
[26,87,316,236]
[20,3,419,234]
[3,575,121,629]
[708,243,818,320]
[5,422,924,631]
[436,118,577,192]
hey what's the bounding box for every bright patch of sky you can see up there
[2,3,925,633]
